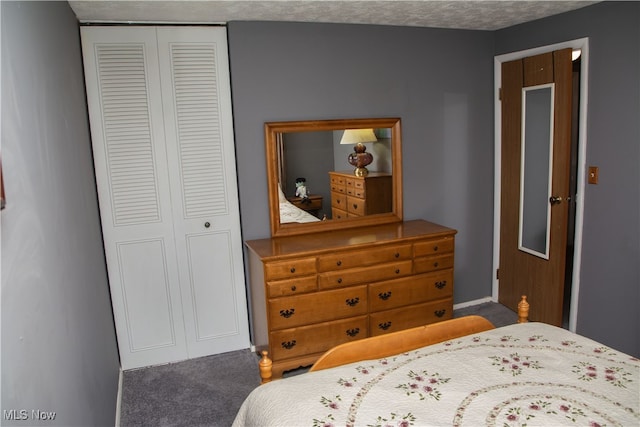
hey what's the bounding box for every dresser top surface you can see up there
[245,219,456,260]
[329,170,391,179]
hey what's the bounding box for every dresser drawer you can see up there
[267,276,317,298]
[414,254,454,274]
[269,285,368,329]
[330,175,346,193]
[369,270,454,312]
[347,195,366,216]
[369,299,453,336]
[351,188,366,198]
[318,260,412,290]
[414,237,455,257]
[331,192,347,210]
[269,315,368,361]
[331,184,346,194]
[345,178,365,198]
[318,244,412,272]
[264,257,317,281]
[332,207,348,220]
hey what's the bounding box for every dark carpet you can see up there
[119,301,517,426]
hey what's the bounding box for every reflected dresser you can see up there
[245,219,457,378]
[329,171,392,219]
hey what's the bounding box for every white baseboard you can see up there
[453,296,495,310]
[115,368,123,427]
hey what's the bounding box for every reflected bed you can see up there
[279,199,321,223]
[278,184,321,224]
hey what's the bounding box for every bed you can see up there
[278,184,321,224]
[233,298,639,426]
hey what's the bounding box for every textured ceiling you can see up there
[68,1,598,31]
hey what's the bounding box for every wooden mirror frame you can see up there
[265,117,403,237]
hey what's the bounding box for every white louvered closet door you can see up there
[81,26,249,370]
[156,27,249,359]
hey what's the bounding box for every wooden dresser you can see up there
[245,220,456,378]
[329,171,392,219]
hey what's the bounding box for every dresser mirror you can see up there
[265,118,403,237]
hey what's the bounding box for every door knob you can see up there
[549,196,563,205]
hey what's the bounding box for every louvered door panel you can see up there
[95,45,161,225]
[171,45,228,217]
[158,27,250,359]
[82,27,188,369]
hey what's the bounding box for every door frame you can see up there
[492,38,589,332]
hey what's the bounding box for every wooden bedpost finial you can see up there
[517,295,530,323]
[259,350,273,384]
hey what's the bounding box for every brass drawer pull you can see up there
[352,203,358,209]
[433,245,439,251]
[279,308,295,318]
[434,280,447,289]
[433,261,439,268]
[345,297,360,306]
[290,267,296,273]
[291,285,297,291]
[281,340,296,350]
[346,328,360,337]
[395,252,400,258]
[435,309,446,318]
[395,268,400,274]
[337,278,343,284]
[378,291,392,300]
[378,321,392,331]
[336,260,342,266]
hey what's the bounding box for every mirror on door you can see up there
[519,83,554,259]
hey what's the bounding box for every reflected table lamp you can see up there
[340,128,377,176]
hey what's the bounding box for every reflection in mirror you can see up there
[519,84,554,259]
[265,118,403,237]
[278,129,392,221]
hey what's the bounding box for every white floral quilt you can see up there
[279,200,320,223]
[233,322,639,427]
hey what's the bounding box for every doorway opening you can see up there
[563,52,581,328]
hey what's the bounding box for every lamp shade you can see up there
[340,129,378,144]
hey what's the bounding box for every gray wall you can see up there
[229,21,496,305]
[495,0,639,358]
[1,2,120,425]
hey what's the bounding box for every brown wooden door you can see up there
[499,49,573,326]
